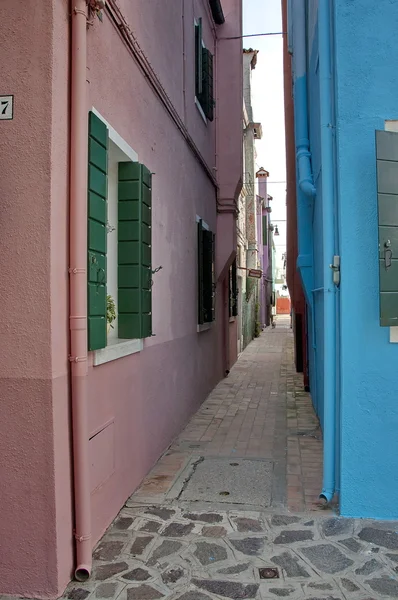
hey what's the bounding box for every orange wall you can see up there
[276,297,291,315]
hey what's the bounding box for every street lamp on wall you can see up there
[274,225,280,236]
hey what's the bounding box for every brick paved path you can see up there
[57,319,398,600]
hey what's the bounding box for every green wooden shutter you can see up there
[87,111,108,351]
[231,258,238,317]
[203,230,215,322]
[262,215,268,246]
[198,220,204,324]
[200,48,214,121]
[195,19,203,97]
[118,162,152,339]
[212,234,216,320]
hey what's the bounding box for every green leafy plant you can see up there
[107,294,116,329]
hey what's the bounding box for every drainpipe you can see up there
[292,1,316,202]
[291,0,316,315]
[317,0,337,503]
[70,0,91,581]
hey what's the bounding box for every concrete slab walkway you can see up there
[59,319,398,599]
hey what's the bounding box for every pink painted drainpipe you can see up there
[70,0,91,581]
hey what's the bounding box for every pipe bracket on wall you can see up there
[329,256,340,287]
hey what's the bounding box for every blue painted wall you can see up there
[306,11,325,430]
[296,0,398,518]
[333,0,398,519]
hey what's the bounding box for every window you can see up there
[194,18,214,121]
[197,219,215,324]
[229,259,238,318]
[87,111,152,355]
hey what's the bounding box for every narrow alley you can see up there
[62,321,398,600]
[4,2,398,598]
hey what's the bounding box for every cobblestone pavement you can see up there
[58,319,398,599]
[65,509,398,600]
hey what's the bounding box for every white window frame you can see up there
[91,108,143,366]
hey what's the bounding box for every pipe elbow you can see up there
[320,489,334,503]
[299,178,316,199]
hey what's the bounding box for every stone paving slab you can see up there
[178,459,273,507]
[59,508,398,600]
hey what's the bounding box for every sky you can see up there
[243,0,287,255]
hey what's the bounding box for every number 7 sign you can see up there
[0,95,14,120]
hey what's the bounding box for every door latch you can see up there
[384,240,392,270]
[329,255,340,286]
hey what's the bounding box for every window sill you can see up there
[93,338,143,366]
[229,317,236,323]
[197,322,213,333]
[195,97,207,125]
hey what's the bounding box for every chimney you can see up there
[256,167,269,203]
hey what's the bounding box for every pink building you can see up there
[256,168,272,328]
[0,1,243,597]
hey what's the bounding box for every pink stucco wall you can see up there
[0,1,73,597]
[86,0,223,545]
[0,1,242,597]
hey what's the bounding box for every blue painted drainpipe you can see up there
[292,0,338,502]
[291,0,315,310]
[318,0,338,503]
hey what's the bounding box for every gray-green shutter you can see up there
[118,162,152,339]
[88,111,108,350]
[201,48,214,121]
[198,220,204,324]
[195,19,203,97]
[376,130,398,326]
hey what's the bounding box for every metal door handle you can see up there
[384,241,392,270]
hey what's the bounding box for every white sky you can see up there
[243,0,287,256]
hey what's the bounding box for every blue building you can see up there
[284,0,398,519]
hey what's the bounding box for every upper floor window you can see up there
[194,18,214,122]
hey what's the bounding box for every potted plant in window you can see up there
[107,294,116,334]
